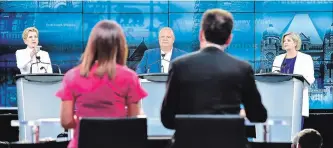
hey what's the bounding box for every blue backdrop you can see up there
[0,0,332,110]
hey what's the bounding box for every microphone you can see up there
[36,56,41,63]
[281,62,288,73]
[38,61,62,74]
[53,63,62,74]
[281,62,287,68]
[34,45,42,59]
[40,67,47,73]
[160,53,170,73]
[30,45,42,73]
[272,66,281,73]
[162,58,170,62]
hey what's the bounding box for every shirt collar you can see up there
[203,42,226,51]
[161,48,173,55]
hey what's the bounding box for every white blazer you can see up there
[272,52,315,117]
[16,47,53,74]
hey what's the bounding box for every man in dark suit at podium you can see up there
[161,9,267,130]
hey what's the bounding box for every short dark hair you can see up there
[201,9,234,45]
[298,129,323,148]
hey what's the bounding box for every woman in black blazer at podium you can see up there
[271,32,315,120]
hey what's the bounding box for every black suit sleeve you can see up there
[161,62,180,129]
[241,65,267,122]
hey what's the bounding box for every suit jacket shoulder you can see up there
[298,51,312,59]
[145,48,159,54]
[171,50,199,65]
[39,50,49,55]
[276,53,286,59]
[174,48,187,54]
[15,49,26,54]
[228,53,252,68]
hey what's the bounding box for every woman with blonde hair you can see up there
[56,20,147,148]
[272,32,315,121]
[16,27,52,74]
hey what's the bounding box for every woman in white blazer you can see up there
[272,32,315,120]
[16,27,53,74]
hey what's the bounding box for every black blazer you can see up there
[161,46,267,129]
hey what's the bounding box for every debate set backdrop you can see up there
[0,0,332,110]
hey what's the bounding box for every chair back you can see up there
[174,114,245,148]
[78,117,147,148]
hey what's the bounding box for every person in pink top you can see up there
[55,20,148,148]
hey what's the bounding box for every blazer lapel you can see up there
[170,48,177,60]
[293,52,301,74]
[155,49,161,73]
[276,53,286,71]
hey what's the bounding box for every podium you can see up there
[15,74,64,142]
[138,73,174,137]
[254,73,308,142]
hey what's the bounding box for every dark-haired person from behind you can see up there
[56,20,147,148]
[161,8,267,130]
[292,128,323,148]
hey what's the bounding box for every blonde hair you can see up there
[281,32,302,51]
[22,27,39,40]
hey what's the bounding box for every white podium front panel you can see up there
[140,79,174,137]
[16,74,64,141]
[254,78,303,142]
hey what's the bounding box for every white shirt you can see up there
[161,49,172,73]
[16,47,53,74]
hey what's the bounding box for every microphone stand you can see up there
[38,61,62,74]
[146,60,162,73]
[146,53,171,73]
[30,56,41,74]
[30,56,62,74]
[160,53,170,73]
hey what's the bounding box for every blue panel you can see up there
[170,13,202,52]
[169,1,254,13]
[83,1,111,13]
[110,1,168,13]
[170,12,255,60]
[33,13,83,67]
[83,1,168,13]
[0,1,82,12]
[110,13,168,48]
[83,14,110,42]
[226,13,255,63]
[255,1,333,12]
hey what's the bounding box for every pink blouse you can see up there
[55,64,147,148]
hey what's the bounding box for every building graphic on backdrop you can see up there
[259,14,333,106]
